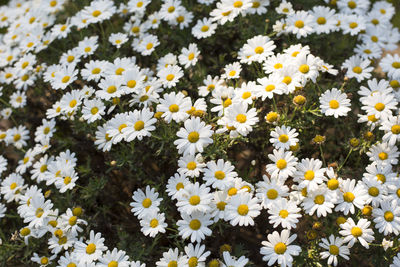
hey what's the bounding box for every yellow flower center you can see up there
[84,47,91,53]
[384,211,394,222]
[276,159,287,170]
[167,6,175,13]
[217,201,226,210]
[391,125,400,134]
[343,192,355,202]
[237,204,249,215]
[188,257,198,267]
[150,218,158,228]
[349,22,358,29]
[376,174,386,183]
[279,209,289,218]
[166,74,175,81]
[118,123,127,133]
[299,64,310,73]
[236,114,247,123]
[86,243,96,254]
[304,170,315,181]
[327,179,339,190]
[375,102,385,111]
[228,187,237,196]
[329,99,339,109]
[36,208,44,218]
[255,46,264,54]
[214,171,226,180]
[295,20,304,28]
[317,17,326,25]
[107,86,117,94]
[62,76,70,83]
[348,1,356,8]
[242,91,251,99]
[146,43,153,50]
[368,187,379,197]
[274,63,283,69]
[115,68,125,75]
[41,257,49,265]
[142,198,152,208]
[189,219,201,230]
[90,107,99,115]
[351,226,362,237]
[168,261,177,267]
[188,53,195,60]
[282,76,292,85]
[201,25,209,32]
[267,189,278,199]
[233,1,243,8]
[20,227,31,236]
[69,216,77,226]
[67,55,74,62]
[189,195,200,205]
[186,161,197,170]
[134,121,145,131]
[264,84,275,92]
[64,176,72,184]
[176,182,184,191]
[274,242,287,254]
[91,68,101,74]
[378,152,388,160]
[329,245,339,255]
[169,104,179,112]
[187,131,200,143]
[92,10,101,17]
[314,195,325,205]
[278,134,289,143]
[352,66,362,74]
[13,134,21,141]
[108,261,118,267]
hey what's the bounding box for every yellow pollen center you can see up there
[329,245,339,255]
[166,74,174,81]
[295,20,304,28]
[329,99,339,109]
[343,192,355,202]
[168,6,175,13]
[304,170,315,180]
[201,25,209,32]
[187,161,196,170]
[267,189,278,199]
[142,198,152,208]
[169,104,179,112]
[86,243,96,254]
[217,201,226,210]
[36,208,44,218]
[282,76,292,85]
[299,64,310,73]
[108,261,118,267]
[189,219,201,230]
[115,68,125,75]
[327,179,339,190]
[189,195,200,205]
[233,1,243,8]
[176,182,184,191]
[279,209,289,218]
[378,152,388,160]
[349,22,358,29]
[237,204,249,215]
[314,195,325,205]
[188,53,195,60]
[69,216,77,225]
[215,171,225,180]
[62,76,70,83]
[278,134,289,143]
[351,227,362,237]
[368,187,379,197]
[236,114,247,123]
[67,55,74,62]
[107,86,117,94]
[352,66,362,74]
[92,10,101,17]
[317,17,326,25]
[274,242,287,254]
[91,107,99,115]
[265,85,275,92]
[150,218,159,228]
[255,46,264,54]
[391,125,400,134]
[188,131,200,143]
[276,159,287,170]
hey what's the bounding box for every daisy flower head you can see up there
[82,0,116,24]
[293,158,326,191]
[97,248,130,267]
[319,88,351,118]
[269,125,299,150]
[177,154,205,178]
[266,148,298,181]
[192,17,217,39]
[157,64,183,88]
[123,107,157,142]
[239,35,276,64]
[342,55,373,82]
[203,159,238,190]
[178,43,200,69]
[224,102,259,136]
[372,199,400,235]
[256,73,286,100]
[380,53,400,80]
[339,217,374,248]
[157,91,191,123]
[225,191,261,226]
[337,0,370,15]
[221,251,249,267]
[260,229,301,267]
[184,243,211,267]
[223,62,242,80]
[166,173,190,200]
[74,230,108,264]
[82,98,106,123]
[174,116,213,156]
[176,182,212,215]
[130,185,162,219]
[268,198,302,230]
[52,64,78,90]
[310,6,338,34]
[301,185,336,217]
[340,14,366,36]
[366,142,399,166]
[256,175,289,209]
[380,115,400,146]
[177,211,213,243]
[140,211,167,238]
[319,235,350,267]
[109,32,128,48]
[335,178,368,215]
[156,248,187,267]
[361,92,397,121]
[285,10,315,39]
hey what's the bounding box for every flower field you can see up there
[0,0,400,266]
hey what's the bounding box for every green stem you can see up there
[337,148,353,172]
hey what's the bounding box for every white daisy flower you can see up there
[339,218,374,248]
[225,191,261,226]
[319,235,350,267]
[177,211,213,243]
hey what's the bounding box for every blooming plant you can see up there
[0,0,400,266]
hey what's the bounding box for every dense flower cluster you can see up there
[0,0,399,266]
